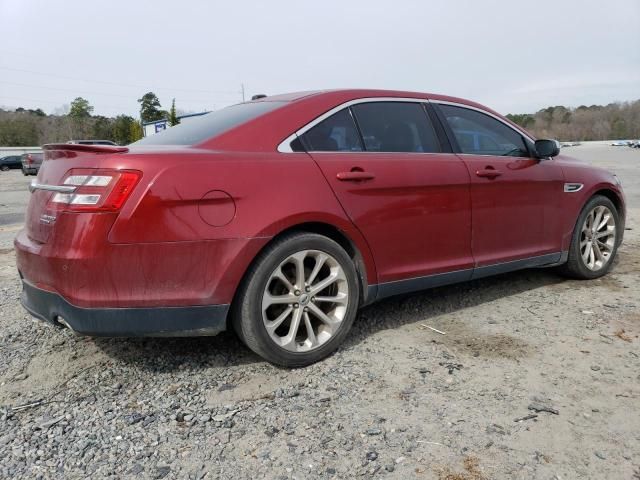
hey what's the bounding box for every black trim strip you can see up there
[423,103,453,153]
[559,250,569,264]
[347,106,366,152]
[363,284,378,306]
[372,252,565,301]
[376,269,471,300]
[471,252,562,280]
[430,103,461,153]
[20,279,229,337]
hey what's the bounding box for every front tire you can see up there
[558,195,620,279]
[232,232,360,367]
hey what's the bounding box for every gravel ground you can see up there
[0,144,638,479]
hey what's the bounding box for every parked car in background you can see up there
[0,155,22,171]
[15,89,626,367]
[21,152,43,176]
[611,140,630,146]
[66,140,117,146]
[629,140,640,148]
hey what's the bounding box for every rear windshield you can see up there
[132,101,286,146]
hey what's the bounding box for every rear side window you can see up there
[299,109,363,152]
[132,101,285,146]
[439,104,529,157]
[351,102,441,153]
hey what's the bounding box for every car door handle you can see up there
[476,168,502,179]
[336,171,375,181]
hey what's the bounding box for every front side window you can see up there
[351,102,440,153]
[439,104,529,157]
[299,109,363,152]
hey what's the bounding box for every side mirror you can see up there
[535,139,560,158]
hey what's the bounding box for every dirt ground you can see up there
[0,143,638,479]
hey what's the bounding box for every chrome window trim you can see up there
[300,151,456,157]
[277,97,431,153]
[277,97,535,153]
[430,99,535,143]
[451,153,532,158]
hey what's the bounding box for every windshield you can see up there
[132,101,286,146]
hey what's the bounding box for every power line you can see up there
[0,95,131,111]
[0,80,241,104]
[0,80,134,99]
[0,65,240,95]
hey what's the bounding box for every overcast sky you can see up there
[1,0,638,117]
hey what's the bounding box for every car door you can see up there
[434,103,565,269]
[298,101,473,287]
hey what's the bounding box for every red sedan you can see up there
[15,90,626,366]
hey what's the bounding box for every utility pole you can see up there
[240,83,245,102]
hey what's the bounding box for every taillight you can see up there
[48,169,141,212]
[26,154,33,165]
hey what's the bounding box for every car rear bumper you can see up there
[14,228,267,308]
[20,278,229,337]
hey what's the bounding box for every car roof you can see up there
[260,89,492,111]
[252,88,508,129]
[253,91,325,102]
[206,88,518,151]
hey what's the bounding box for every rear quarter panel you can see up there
[108,149,377,284]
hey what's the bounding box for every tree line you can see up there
[506,100,640,141]
[1,95,638,147]
[0,92,180,147]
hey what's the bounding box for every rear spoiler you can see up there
[42,144,129,153]
[42,143,129,160]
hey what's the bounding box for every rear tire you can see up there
[558,195,620,279]
[21,168,28,176]
[232,232,360,367]
[0,165,9,171]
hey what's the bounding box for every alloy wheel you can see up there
[580,205,616,271]
[261,249,349,352]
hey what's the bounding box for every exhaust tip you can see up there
[55,315,73,331]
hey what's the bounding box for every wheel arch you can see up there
[565,187,626,252]
[591,188,624,221]
[559,180,626,257]
[557,187,624,279]
[591,188,626,244]
[228,221,376,329]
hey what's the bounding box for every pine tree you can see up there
[137,92,165,123]
[68,97,94,138]
[113,115,135,145]
[168,99,179,126]
[128,121,143,143]
[69,97,93,119]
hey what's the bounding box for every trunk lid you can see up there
[26,144,129,244]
